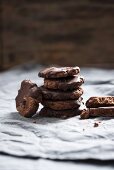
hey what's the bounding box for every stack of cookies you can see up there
[80,96,114,119]
[39,67,84,118]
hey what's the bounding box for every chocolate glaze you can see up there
[38,66,80,78]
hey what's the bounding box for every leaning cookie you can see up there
[86,96,114,108]
[44,75,84,91]
[15,80,42,118]
[41,98,82,110]
[80,107,114,119]
[39,107,81,119]
[40,86,83,101]
[38,66,80,79]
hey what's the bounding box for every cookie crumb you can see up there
[94,122,99,127]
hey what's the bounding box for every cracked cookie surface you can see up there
[38,67,80,79]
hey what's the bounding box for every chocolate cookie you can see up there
[40,86,83,100]
[80,107,114,119]
[44,75,84,91]
[41,98,82,110]
[38,66,80,79]
[15,80,42,117]
[39,107,81,119]
[86,96,114,108]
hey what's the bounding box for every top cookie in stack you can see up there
[38,67,84,118]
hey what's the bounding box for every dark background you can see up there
[0,0,114,70]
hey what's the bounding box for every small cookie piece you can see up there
[41,98,82,110]
[40,86,83,101]
[39,107,81,119]
[80,109,90,119]
[44,75,84,91]
[38,66,80,79]
[86,96,114,108]
[80,107,114,119]
[15,80,42,117]
[94,122,99,127]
